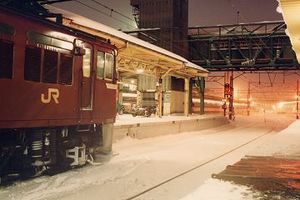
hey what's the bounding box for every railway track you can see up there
[124,129,274,200]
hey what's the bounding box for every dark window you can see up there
[0,40,13,79]
[42,49,58,83]
[59,53,73,85]
[24,46,41,82]
[171,76,184,91]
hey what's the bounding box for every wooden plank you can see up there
[213,155,300,195]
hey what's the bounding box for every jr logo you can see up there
[41,88,60,104]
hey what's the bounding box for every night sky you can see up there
[189,0,282,26]
[53,0,283,29]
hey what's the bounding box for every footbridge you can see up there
[189,21,300,71]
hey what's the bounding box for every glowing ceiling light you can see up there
[136,68,144,74]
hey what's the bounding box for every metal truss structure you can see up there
[189,21,300,71]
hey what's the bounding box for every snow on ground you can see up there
[177,115,300,200]
[0,114,298,200]
[179,177,299,200]
[114,113,219,126]
[250,115,300,156]
[179,179,261,200]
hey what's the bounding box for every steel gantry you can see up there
[189,21,300,71]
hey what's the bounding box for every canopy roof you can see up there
[48,6,208,79]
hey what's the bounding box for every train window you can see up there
[42,49,58,84]
[24,46,41,82]
[59,53,73,85]
[82,47,91,78]
[104,53,114,80]
[0,40,13,79]
[96,51,105,79]
[27,31,73,51]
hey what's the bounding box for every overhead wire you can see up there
[226,0,249,23]
[189,0,251,62]
[73,0,188,57]
[74,0,136,29]
[88,0,136,23]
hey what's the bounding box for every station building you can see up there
[48,5,208,117]
[130,0,188,58]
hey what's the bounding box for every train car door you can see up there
[80,43,93,110]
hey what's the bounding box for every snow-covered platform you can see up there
[113,114,229,141]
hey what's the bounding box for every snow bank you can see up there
[2,157,151,200]
[179,179,260,200]
[241,117,300,158]
[278,120,300,135]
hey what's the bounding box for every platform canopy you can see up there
[279,0,300,63]
[47,6,208,79]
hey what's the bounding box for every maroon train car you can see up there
[0,6,117,181]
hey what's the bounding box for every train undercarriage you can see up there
[0,124,105,184]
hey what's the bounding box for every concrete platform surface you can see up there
[113,114,229,141]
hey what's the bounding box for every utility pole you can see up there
[198,77,205,115]
[223,72,230,117]
[229,71,234,120]
[155,69,163,118]
[247,82,251,116]
[297,80,299,119]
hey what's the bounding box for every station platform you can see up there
[113,114,229,142]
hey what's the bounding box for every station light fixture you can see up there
[136,68,144,74]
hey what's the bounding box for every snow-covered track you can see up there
[124,130,273,200]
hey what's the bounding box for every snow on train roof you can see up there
[47,6,208,73]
